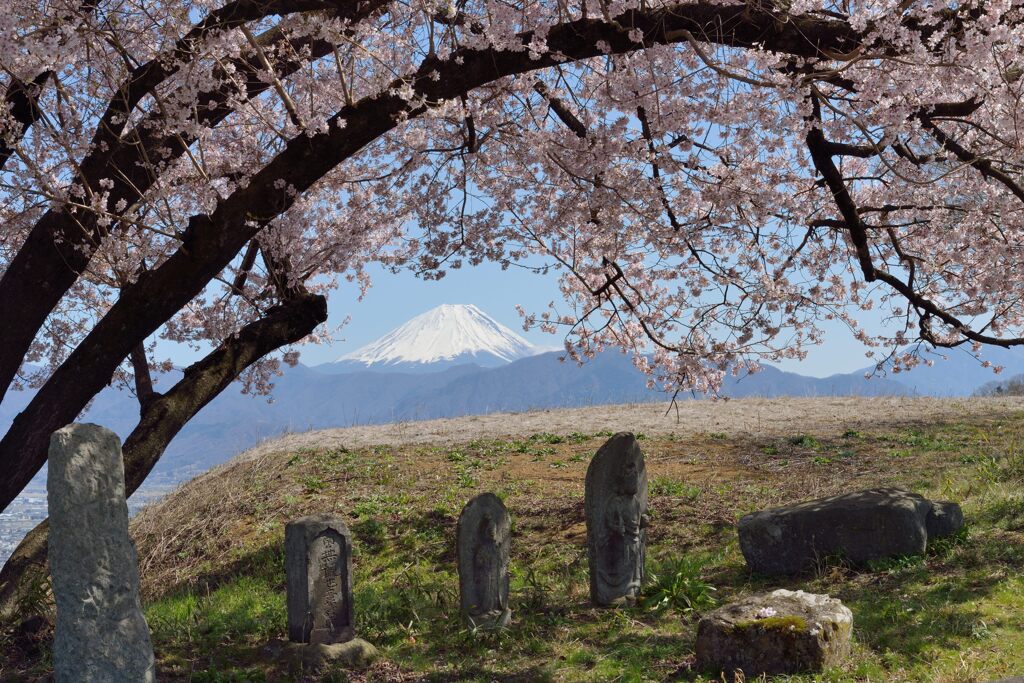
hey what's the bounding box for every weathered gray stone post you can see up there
[585,432,648,606]
[286,514,354,644]
[457,492,511,630]
[48,423,156,682]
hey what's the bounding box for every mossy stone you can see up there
[696,589,852,677]
[734,615,809,632]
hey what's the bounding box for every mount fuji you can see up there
[318,304,553,373]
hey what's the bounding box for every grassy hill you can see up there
[5,398,1024,681]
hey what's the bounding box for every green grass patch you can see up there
[9,413,1023,681]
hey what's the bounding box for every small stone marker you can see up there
[696,589,853,677]
[457,492,511,630]
[585,432,648,606]
[48,423,156,682]
[286,514,354,644]
[738,487,964,575]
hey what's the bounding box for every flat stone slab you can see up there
[738,487,964,575]
[696,589,853,677]
[284,638,378,671]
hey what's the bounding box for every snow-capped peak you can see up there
[336,304,547,368]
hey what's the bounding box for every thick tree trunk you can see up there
[0,6,380,406]
[0,292,326,618]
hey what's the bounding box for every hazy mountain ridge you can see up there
[5,304,1021,483]
[855,345,1024,397]
[1,351,905,481]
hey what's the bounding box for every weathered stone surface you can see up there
[283,638,379,671]
[286,514,354,644]
[585,432,648,606]
[457,492,511,630]
[927,500,965,539]
[738,488,965,575]
[47,423,156,682]
[696,589,853,677]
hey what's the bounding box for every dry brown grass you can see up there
[234,396,1024,459]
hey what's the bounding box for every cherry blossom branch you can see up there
[0,72,52,170]
[806,97,1024,351]
[0,2,389,405]
[0,1,863,513]
[920,116,1024,203]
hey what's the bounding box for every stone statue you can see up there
[585,432,648,606]
[457,492,511,630]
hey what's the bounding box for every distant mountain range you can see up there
[3,304,1023,483]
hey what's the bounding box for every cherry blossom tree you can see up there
[1,0,1022,608]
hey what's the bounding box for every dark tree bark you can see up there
[0,291,327,617]
[0,0,388,406]
[0,71,52,170]
[0,3,858,515]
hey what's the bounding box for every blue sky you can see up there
[293,262,882,378]
[155,261,885,378]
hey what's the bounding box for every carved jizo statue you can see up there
[585,432,648,606]
[457,492,512,630]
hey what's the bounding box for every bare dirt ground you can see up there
[240,396,1024,459]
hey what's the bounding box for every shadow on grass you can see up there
[147,542,285,603]
[418,664,552,682]
[842,530,1020,658]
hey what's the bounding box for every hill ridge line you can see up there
[233,396,1024,464]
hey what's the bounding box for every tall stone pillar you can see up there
[48,423,156,682]
[585,432,648,606]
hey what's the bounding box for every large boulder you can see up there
[927,500,965,539]
[738,488,963,575]
[695,589,852,677]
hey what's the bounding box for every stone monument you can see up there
[585,432,648,606]
[48,423,156,682]
[286,514,355,644]
[457,492,511,630]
